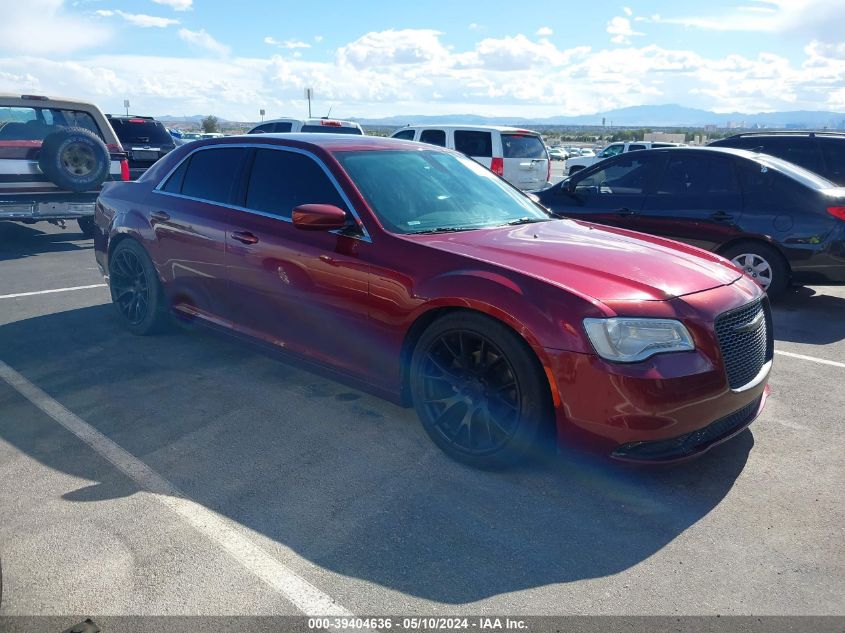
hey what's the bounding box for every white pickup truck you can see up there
[566,140,682,175]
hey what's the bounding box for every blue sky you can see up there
[0,0,843,120]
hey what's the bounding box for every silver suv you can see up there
[0,93,127,237]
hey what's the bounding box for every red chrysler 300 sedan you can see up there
[94,134,772,468]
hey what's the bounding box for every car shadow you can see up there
[0,304,752,604]
[0,221,91,261]
[772,286,845,345]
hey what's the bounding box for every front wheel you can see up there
[721,242,789,299]
[410,313,553,469]
[108,240,169,335]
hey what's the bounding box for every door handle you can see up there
[711,211,733,222]
[614,207,634,216]
[231,230,259,245]
[319,254,339,266]
[150,210,170,222]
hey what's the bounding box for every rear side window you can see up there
[162,159,189,193]
[273,122,294,133]
[419,129,446,147]
[502,134,546,159]
[300,125,362,134]
[657,155,739,195]
[179,147,247,204]
[737,159,808,209]
[754,137,822,174]
[628,144,647,151]
[392,129,416,141]
[454,131,493,157]
[110,119,172,145]
[0,106,103,141]
[244,149,346,219]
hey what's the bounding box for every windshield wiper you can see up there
[411,226,478,234]
[503,217,551,226]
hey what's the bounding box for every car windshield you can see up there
[110,119,173,145]
[335,149,550,234]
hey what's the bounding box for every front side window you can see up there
[335,149,548,234]
[454,131,493,158]
[392,129,416,141]
[501,134,546,159]
[244,149,346,219]
[178,147,247,204]
[419,129,446,147]
[574,155,657,196]
[600,144,624,158]
[656,155,739,196]
[0,106,102,141]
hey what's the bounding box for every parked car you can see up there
[95,134,771,467]
[248,118,364,135]
[0,93,128,237]
[709,131,845,185]
[181,132,203,141]
[548,147,569,161]
[107,115,176,180]
[538,146,845,298]
[567,141,680,175]
[391,124,551,191]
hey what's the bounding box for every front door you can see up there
[225,147,372,375]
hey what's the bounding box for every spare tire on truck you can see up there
[38,127,110,192]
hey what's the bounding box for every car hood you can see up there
[405,219,743,302]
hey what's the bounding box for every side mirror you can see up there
[559,178,575,193]
[292,204,349,231]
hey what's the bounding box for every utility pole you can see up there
[259,109,265,123]
[304,88,313,118]
[124,99,130,116]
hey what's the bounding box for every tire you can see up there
[38,127,110,192]
[410,312,552,469]
[108,240,169,335]
[77,216,96,238]
[721,241,789,299]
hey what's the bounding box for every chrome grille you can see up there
[714,298,773,390]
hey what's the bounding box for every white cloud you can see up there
[152,0,192,10]
[264,37,311,49]
[651,0,845,39]
[536,26,553,36]
[607,16,643,44]
[623,6,633,16]
[95,9,178,28]
[468,23,482,30]
[179,28,230,57]
[337,29,449,68]
[0,0,110,55]
[0,27,843,120]
[314,35,324,43]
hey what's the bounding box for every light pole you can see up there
[124,99,130,116]
[260,109,265,123]
[304,88,313,118]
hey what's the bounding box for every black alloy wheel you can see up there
[108,240,168,335]
[411,312,551,468]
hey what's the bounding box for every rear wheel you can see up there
[410,312,552,469]
[721,241,789,299]
[108,240,168,335]
[77,216,96,238]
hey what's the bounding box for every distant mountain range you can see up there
[155,105,845,129]
[351,105,845,128]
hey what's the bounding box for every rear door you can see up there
[151,146,249,325]
[501,132,549,190]
[453,129,493,170]
[635,152,744,250]
[224,146,372,373]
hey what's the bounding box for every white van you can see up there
[390,125,551,191]
[248,118,364,135]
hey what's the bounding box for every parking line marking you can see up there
[774,350,845,369]
[0,284,107,300]
[0,360,352,617]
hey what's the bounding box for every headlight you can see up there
[583,317,694,363]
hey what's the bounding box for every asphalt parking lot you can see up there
[0,221,843,618]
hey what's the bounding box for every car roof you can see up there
[0,93,103,111]
[196,133,422,152]
[258,117,361,127]
[397,124,542,134]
